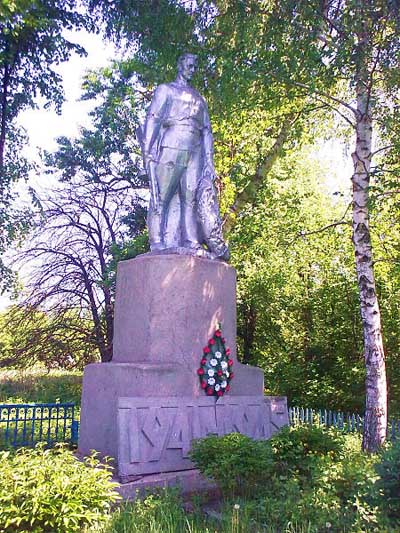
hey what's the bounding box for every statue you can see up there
[138,53,229,261]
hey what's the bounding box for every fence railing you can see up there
[289,406,400,440]
[0,402,78,449]
[2,402,399,449]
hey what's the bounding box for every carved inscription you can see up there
[267,396,290,433]
[118,397,217,477]
[216,396,272,439]
[118,396,288,479]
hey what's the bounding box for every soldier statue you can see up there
[138,53,229,261]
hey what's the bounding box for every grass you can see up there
[0,368,82,449]
[93,489,318,533]
[0,367,82,405]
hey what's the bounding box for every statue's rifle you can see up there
[136,125,160,213]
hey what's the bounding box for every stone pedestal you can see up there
[113,254,248,367]
[79,255,288,477]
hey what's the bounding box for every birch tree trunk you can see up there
[352,74,387,452]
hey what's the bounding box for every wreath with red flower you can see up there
[197,327,234,397]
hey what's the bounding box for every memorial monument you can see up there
[137,52,229,261]
[79,53,288,484]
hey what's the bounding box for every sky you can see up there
[0,30,116,310]
[19,30,116,176]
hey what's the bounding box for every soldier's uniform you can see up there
[141,81,228,259]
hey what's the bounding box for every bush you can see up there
[189,427,346,496]
[269,424,346,481]
[0,445,120,532]
[189,428,394,531]
[253,434,387,532]
[375,439,400,522]
[189,432,274,496]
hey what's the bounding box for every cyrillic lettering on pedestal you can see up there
[118,396,289,481]
[118,397,216,479]
[216,396,272,439]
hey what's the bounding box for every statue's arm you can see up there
[142,85,169,212]
[202,100,216,180]
[142,84,169,164]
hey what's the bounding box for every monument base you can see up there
[78,254,289,479]
[114,468,219,502]
[78,360,265,463]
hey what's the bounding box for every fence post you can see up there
[71,420,79,445]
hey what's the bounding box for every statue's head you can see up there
[177,53,198,82]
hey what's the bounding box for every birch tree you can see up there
[244,0,398,451]
[347,1,388,451]
[315,0,396,452]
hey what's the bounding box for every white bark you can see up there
[352,78,387,452]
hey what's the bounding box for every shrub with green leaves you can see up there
[189,432,274,496]
[250,434,387,532]
[0,444,120,532]
[375,439,400,522]
[269,424,346,480]
[190,426,346,497]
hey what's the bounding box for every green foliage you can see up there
[271,434,384,532]
[190,432,273,496]
[0,445,120,532]
[0,367,82,405]
[370,190,400,417]
[87,0,197,85]
[0,306,98,371]
[189,429,392,532]
[270,425,345,480]
[375,440,400,521]
[190,426,345,497]
[105,232,150,292]
[230,147,365,412]
[47,61,146,190]
[0,0,90,291]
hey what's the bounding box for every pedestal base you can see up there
[78,254,288,479]
[79,359,265,462]
[114,469,219,502]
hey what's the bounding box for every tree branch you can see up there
[292,202,351,241]
[223,113,299,234]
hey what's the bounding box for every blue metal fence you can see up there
[289,406,400,440]
[0,402,78,449]
[2,402,399,449]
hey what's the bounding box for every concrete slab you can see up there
[114,468,219,502]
